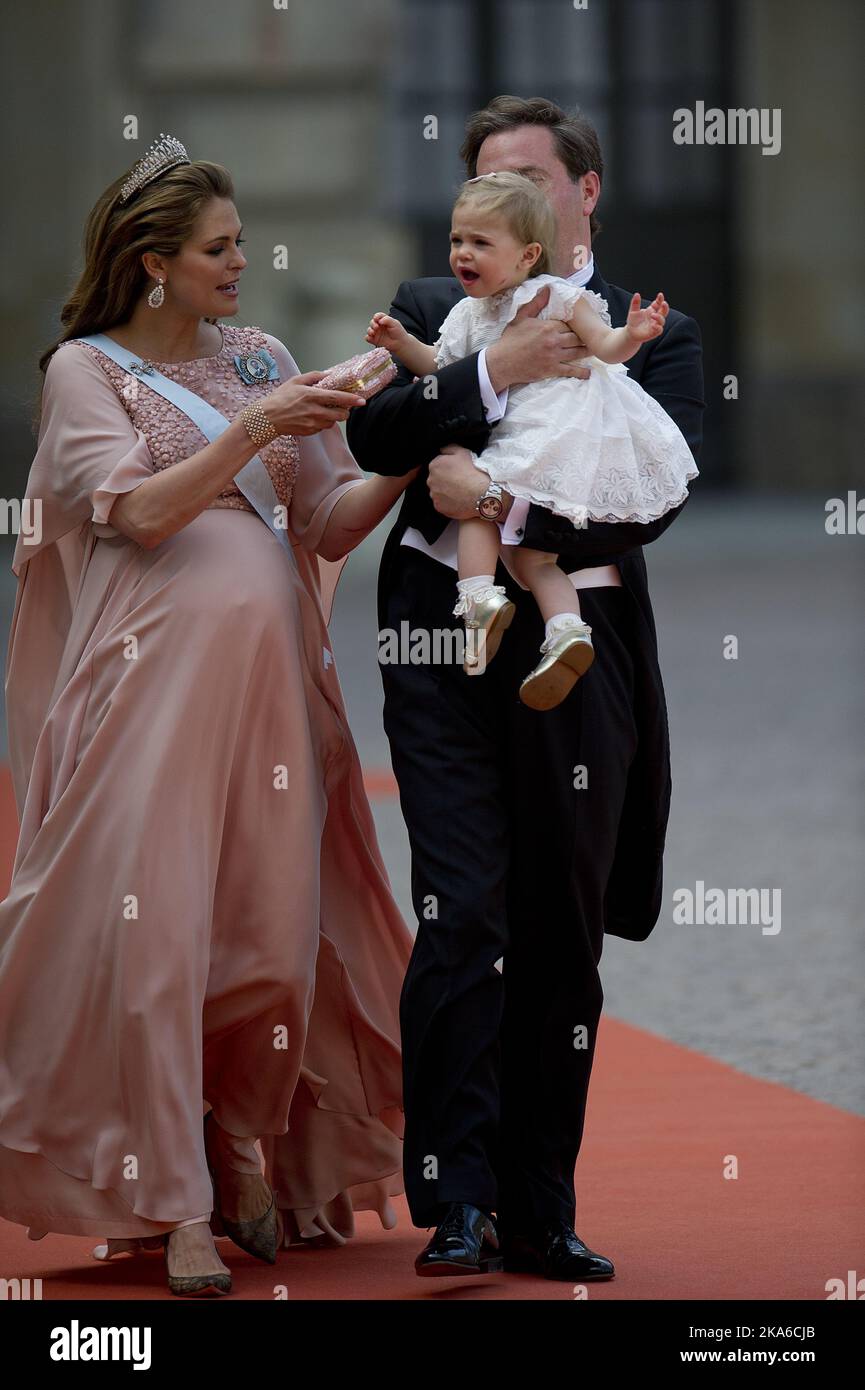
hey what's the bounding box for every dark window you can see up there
[387,0,734,480]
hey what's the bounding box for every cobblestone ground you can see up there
[2,493,862,1114]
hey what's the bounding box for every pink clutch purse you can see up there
[314,347,397,400]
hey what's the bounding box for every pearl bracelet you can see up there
[239,401,279,448]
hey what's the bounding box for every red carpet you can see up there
[1,766,861,1300]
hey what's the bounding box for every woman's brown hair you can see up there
[36,157,234,382]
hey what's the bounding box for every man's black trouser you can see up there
[380,545,639,1231]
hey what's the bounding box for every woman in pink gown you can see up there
[0,142,414,1294]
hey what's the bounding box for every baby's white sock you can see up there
[454,575,503,621]
[544,612,586,643]
[457,575,496,599]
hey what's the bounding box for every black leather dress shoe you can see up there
[415,1202,504,1277]
[501,1220,614,1281]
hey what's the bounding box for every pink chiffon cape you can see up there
[0,327,412,1245]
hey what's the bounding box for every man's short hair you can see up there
[460,95,604,238]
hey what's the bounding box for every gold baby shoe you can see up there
[454,585,516,675]
[519,623,595,710]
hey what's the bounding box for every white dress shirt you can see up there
[401,256,604,578]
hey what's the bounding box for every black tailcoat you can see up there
[348,269,705,941]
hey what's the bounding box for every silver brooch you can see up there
[130,359,156,377]
[233,348,279,385]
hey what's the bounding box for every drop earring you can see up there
[147,277,165,309]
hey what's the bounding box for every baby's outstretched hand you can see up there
[366,312,405,351]
[626,291,669,342]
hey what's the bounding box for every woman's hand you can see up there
[259,371,366,436]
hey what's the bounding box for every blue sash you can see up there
[79,333,291,555]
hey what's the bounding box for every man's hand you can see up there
[427,444,512,520]
[485,284,592,392]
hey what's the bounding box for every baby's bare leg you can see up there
[458,515,502,581]
[508,546,583,624]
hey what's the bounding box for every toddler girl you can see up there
[367,171,698,709]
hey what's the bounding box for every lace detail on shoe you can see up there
[453,584,507,618]
[539,621,592,655]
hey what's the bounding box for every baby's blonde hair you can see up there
[452,171,557,278]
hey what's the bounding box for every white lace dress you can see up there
[433,273,699,526]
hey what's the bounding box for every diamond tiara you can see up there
[118,134,190,204]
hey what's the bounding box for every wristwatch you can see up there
[475,480,505,520]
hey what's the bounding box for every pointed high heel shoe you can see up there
[204,1110,281,1264]
[162,1230,232,1298]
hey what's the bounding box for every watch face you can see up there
[478,495,503,520]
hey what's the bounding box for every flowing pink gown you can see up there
[0,322,412,1245]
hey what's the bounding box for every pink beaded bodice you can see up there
[72,324,300,513]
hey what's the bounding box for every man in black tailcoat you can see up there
[347,96,704,1280]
